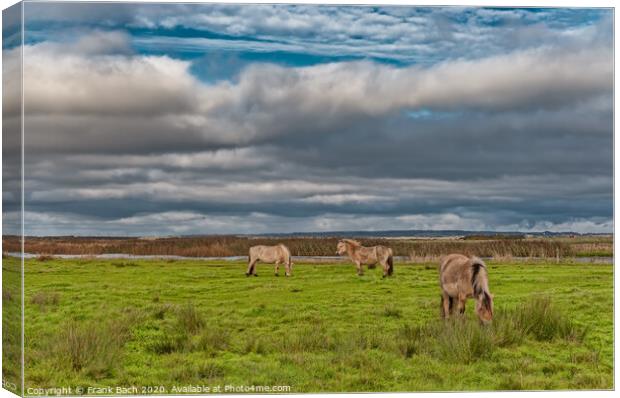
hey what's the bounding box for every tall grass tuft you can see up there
[56,317,133,378]
[396,324,426,358]
[487,297,587,345]
[395,320,493,363]
[511,296,587,342]
[147,333,188,354]
[382,305,402,318]
[30,291,60,309]
[196,361,225,380]
[393,296,585,364]
[433,319,494,363]
[144,303,206,354]
[282,325,336,352]
[194,327,230,354]
[176,303,204,334]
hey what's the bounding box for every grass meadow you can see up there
[2,256,613,393]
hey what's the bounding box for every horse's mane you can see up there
[470,256,490,297]
[341,239,361,247]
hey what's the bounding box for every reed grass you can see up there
[5,234,608,258]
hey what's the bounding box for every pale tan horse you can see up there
[246,244,293,277]
[336,239,394,277]
[439,254,494,323]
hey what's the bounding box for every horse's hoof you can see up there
[275,273,279,277]
[254,274,258,277]
[245,273,250,277]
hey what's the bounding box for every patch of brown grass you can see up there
[30,291,60,308]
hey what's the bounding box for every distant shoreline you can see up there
[2,231,613,239]
[5,252,613,264]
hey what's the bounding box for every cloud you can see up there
[130,6,611,63]
[17,30,612,154]
[5,7,613,236]
[23,52,199,117]
[16,209,612,237]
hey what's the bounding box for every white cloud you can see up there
[17,209,612,237]
[501,219,613,234]
[18,29,612,119]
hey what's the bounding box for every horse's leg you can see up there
[274,261,280,276]
[457,294,466,316]
[251,260,259,276]
[448,296,455,316]
[356,261,363,276]
[246,258,256,276]
[381,260,389,278]
[285,261,291,277]
[441,293,451,318]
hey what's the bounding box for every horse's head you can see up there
[475,291,494,324]
[336,240,347,255]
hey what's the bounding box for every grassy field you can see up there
[3,256,613,393]
[2,255,21,395]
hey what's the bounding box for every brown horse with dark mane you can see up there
[439,254,494,323]
[336,239,394,277]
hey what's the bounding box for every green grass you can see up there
[2,256,22,395]
[15,258,613,392]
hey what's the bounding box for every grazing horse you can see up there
[336,239,394,277]
[246,244,293,277]
[439,254,494,323]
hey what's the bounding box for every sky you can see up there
[1,2,614,236]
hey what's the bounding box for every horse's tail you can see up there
[387,249,394,276]
[279,244,292,266]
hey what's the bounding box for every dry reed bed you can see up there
[3,235,610,259]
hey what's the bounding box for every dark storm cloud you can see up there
[6,5,613,235]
